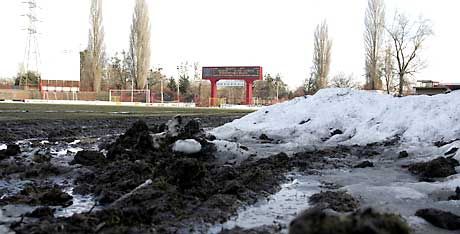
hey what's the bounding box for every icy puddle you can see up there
[320,153,460,234]
[55,187,98,217]
[0,139,99,227]
[209,174,321,233]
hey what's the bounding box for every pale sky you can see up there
[0,0,459,88]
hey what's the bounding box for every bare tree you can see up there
[129,0,151,90]
[382,41,397,94]
[192,62,203,102]
[330,73,359,89]
[387,13,433,96]
[107,51,131,90]
[87,0,105,92]
[311,21,332,91]
[364,0,385,90]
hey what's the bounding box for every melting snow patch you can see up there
[172,139,201,154]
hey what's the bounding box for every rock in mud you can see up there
[415,208,460,230]
[0,144,21,160]
[308,190,359,212]
[25,206,55,218]
[407,157,459,179]
[289,207,410,234]
[353,160,374,168]
[70,150,106,166]
[398,151,409,159]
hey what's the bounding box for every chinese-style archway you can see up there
[202,66,263,106]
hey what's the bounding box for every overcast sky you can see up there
[0,0,459,88]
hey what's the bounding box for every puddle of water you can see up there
[55,187,98,217]
[209,174,321,233]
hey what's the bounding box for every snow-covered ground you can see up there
[212,89,460,148]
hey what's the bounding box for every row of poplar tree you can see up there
[80,0,151,93]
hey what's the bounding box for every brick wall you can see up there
[0,89,108,101]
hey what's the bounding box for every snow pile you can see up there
[212,89,460,147]
[172,139,202,154]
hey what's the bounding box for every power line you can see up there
[21,0,41,87]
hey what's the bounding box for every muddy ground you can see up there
[0,110,458,233]
[0,115,243,143]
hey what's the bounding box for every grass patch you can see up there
[0,103,253,121]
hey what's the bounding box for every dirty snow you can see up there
[172,139,202,154]
[212,89,460,148]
